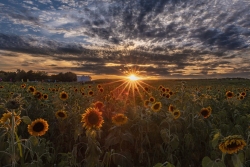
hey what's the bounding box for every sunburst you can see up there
[101,66,155,107]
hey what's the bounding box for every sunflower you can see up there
[97,84,102,89]
[5,99,20,110]
[200,107,212,118]
[219,135,246,154]
[0,112,21,127]
[161,87,166,92]
[55,110,68,120]
[144,87,149,92]
[226,91,234,98]
[93,101,104,110]
[172,110,181,119]
[88,90,94,96]
[28,118,49,136]
[144,100,150,108]
[21,84,26,88]
[98,88,104,93]
[165,93,170,99]
[28,86,36,93]
[168,104,175,112]
[149,97,155,103]
[33,91,43,100]
[59,91,68,101]
[238,95,244,100]
[151,102,162,112]
[74,88,78,93]
[0,85,4,89]
[80,87,85,93]
[112,113,128,126]
[169,91,173,95]
[241,92,246,97]
[43,94,48,100]
[158,85,163,90]
[81,107,104,130]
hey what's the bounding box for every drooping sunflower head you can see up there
[28,118,49,136]
[55,110,68,120]
[172,110,181,119]
[93,101,104,110]
[0,112,21,127]
[59,91,68,101]
[28,86,36,93]
[226,91,234,98]
[151,102,162,112]
[81,107,104,130]
[219,135,247,154]
[112,113,128,126]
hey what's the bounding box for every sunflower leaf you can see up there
[202,156,226,167]
[212,132,221,149]
[21,116,32,125]
[29,136,39,146]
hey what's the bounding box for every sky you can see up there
[0,0,250,79]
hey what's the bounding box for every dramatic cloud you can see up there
[0,0,249,79]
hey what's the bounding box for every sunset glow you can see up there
[128,74,139,81]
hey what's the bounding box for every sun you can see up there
[128,74,139,81]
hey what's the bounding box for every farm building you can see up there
[77,75,92,83]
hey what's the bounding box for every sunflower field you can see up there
[0,79,250,167]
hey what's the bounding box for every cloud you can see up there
[0,0,250,78]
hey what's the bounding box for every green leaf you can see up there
[29,136,39,146]
[232,153,244,167]
[21,116,32,125]
[153,163,164,167]
[202,156,226,167]
[212,132,220,149]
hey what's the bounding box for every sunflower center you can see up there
[226,141,239,149]
[88,112,99,125]
[61,93,67,98]
[153,104,160,110]
[201,109,209,116]
[58,112,66,118]
[115,116,125,122]
[33,122,45,132]
[174,112,179,116]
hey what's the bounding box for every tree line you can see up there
[0,69,77,82]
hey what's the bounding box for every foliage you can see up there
[0,79,250,166]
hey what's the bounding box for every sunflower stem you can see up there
[221,153,226,163]
[10,110,16,167]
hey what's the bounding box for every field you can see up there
[0,78,250,167]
